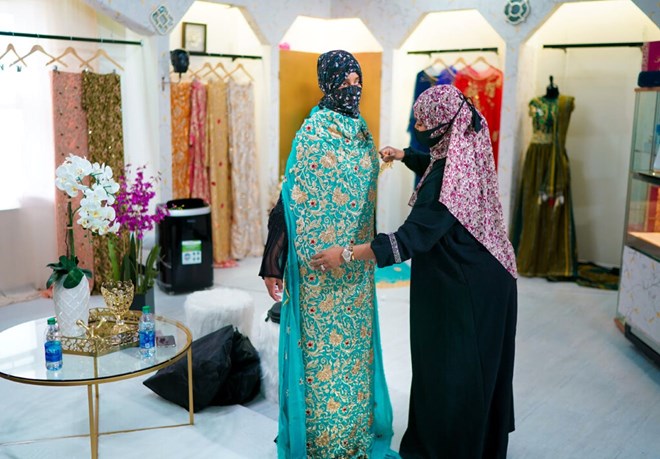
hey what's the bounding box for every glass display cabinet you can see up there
[617,88,660,364]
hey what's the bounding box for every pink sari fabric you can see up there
[51,71,95,289]
[189,79,210,204]
[411,85,517,278]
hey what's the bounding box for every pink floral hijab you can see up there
[411,85,518,278]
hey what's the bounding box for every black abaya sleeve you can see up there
[371,158,456,267]
[402,147,432,177]
[258,195,288,279]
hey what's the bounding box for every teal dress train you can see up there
[277,106,397,458]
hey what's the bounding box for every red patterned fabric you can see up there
[411,85,517,278]
[189,79,210,204]
[453,66,503,168]
[51,71,94,289]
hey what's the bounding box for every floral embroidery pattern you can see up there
[286,107,379,457]
[171,82,192,198]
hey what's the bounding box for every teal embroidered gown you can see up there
[275,107,397,458]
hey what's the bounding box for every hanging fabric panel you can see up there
[189,79,210,204]
[453,66,503,168]
[171,82,192,199]
[227,80,263,258]
[206,79,233,265]
[51,71,95,290]
[81,72,125,292]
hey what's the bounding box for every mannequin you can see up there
[545,75,559,99]
[513,76,577,278]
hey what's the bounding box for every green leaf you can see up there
[63,268,84,288]
[81,268,93,278]
[121,253,136,284]
[61,256,78,271]
[108,237,120,281]
[46,271,63,289]
[144,245,160,290]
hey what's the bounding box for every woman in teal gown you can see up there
[260,50,397,458]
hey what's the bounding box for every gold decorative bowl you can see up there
[100,281,134,330]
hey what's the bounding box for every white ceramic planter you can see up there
[53,276,90,337]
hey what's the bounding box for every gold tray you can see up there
[62,308,141,357]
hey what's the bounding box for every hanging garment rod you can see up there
[189,51,262,60]
[408,47,499,56]
[0,30,142,46]
[543,42,642,50]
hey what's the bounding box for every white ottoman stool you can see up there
[184,287,254,340]
[250,309,280,404]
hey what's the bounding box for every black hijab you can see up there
[317,50,362,119]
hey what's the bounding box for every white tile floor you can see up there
[0,257,658,458]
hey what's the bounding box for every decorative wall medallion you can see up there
[504,0,531,25]
[150,4,175,35]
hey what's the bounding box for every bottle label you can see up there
[139,330,155,349]
[45,341,62,363]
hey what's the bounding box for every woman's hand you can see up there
[379,146,405,163]
[264,277,283,302]
[310,246,344,272]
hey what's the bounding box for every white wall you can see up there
[281,16,382,53]
[527,0,660,266]
[0,0,155,291]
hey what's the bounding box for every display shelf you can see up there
[618,87,660,361]
[626,231,660,261]
[632,171,660,185]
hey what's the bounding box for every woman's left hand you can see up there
[310,246,344,272]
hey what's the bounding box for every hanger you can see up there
[0,44,27,67]
[46,46,86,67]
[79,48,123,71]
[202,65,226,81]
[226,63,254,82]
[10,44,66,68]
[213,61,231,77]
[469,55,495,69]
[451,57,469,69]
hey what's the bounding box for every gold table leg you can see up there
[87,384,98,459]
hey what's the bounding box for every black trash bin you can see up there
[157,198,213,294]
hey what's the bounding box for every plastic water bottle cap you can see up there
[47,317,56,325]
[142,305,151,313]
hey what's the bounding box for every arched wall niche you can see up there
[519,0,660,266]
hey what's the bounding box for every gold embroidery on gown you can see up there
[227,81,263,258]
[81,72,126,292]
[207,80,233,264]
[171,82,192,199]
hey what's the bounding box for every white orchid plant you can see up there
[47,154,120,289]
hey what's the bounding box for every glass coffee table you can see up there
[0,315,193,459]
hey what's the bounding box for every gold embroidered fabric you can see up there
[171,82,192,199]
[81,72,126,292]
[189,79,210,203]
[227,81,263,258]
[283,108,381,457]
[207,80,233,264]
[51,71,95,290]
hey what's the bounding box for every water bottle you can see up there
[139,305,156,358]
[44,317,63,371]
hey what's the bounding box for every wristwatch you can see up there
[341,244,354,264]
